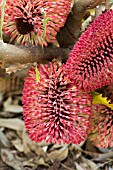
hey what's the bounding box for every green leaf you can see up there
[35,67,40,82]
[92,91,113,110]
[90,9,95,15]
[82,18,85,23]
[0,0,6,38]
[41,9,50,48]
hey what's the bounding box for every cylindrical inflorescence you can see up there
[88,104,113,148]
[1,0,71,46]
[64,10,113,92]
[22,62,92,144]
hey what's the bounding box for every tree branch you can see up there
[0,40,70,66]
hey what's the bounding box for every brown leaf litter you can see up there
[0,71,113,170]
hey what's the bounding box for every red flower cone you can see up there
[88,104,113,148]
[64,10,113,92]
[1,0,71,46]
[22,62,92,144]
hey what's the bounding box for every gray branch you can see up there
[0,40,70,65]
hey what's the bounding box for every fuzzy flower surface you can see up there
[22,62,92,144]
[88,104,113,148]
[2,0,71,46]
[64,10,113,92]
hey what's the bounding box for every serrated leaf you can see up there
[92,91,113,110]
[35,67,40,82]
[90,9,95,16]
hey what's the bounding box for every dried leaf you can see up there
[42,146,48,152]
[23,159,37,167]
[49,144,68,151]
[92,152,113,161]
[81,157,98,170]
[0,128,10,147]
[5,63,31,74]
[47,146,68,161]
[36,157,49,167]
[22,127,48,161]
[1,149,23,170]
[5,130,19,141]
[3,96,23,113]
[4,104,23,113]
[82,16,92,32]
[12,138,24,152]
[37,140,48,147]
[95,5,106,18]
[23,157,49,168]
[75,162,85,170]
[0,118,24,130]
[22,128,32,154]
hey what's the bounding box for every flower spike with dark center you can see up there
[88,104,113,148]
[1,0,71,46]
[22,62,92,144]
[64,10,113,92]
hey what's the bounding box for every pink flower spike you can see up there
[1,0,71,46]
[88,104,113,148]
[22,62,92,144]
[64,10,113,92]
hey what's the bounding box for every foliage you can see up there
[35,67,40,82]
[92,92,113,110]
[41,10,50,48]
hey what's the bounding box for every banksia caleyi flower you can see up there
[22,62,92,144]
[64,10,113,92]
[2,0,71,46]
[88,105,113,148]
